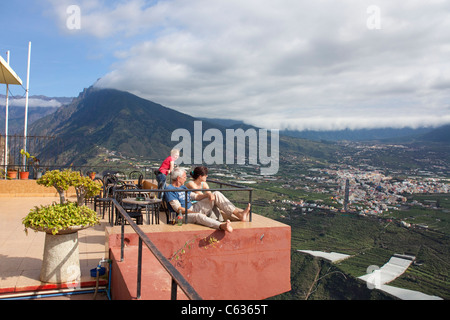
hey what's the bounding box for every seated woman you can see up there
[186,166,251,222]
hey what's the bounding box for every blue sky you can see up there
[2,2,114,98]
[2,0,450,131]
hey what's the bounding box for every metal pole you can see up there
[121,219,125,262]
[185,190,188,224]
[4,51,10,179]
[249,189,253,222]
[22,42,31,169]
[171,278,178,300]
[137,238,142,299]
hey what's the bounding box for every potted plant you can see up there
[23,201,99,236]
[70,171,102,206]
[24,169,101,284]
[23,202,99,283]
[7,167,18,179]
[37,169,102,206]
[37,169,73,204]
[30,155,41,179]
[20,149,39,180]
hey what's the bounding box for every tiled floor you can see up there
[0,196,109,299]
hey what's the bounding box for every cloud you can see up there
[47,0,450,130]
[44,0,169,37]
[1,97,62,108]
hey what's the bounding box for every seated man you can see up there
[165,168,245,233]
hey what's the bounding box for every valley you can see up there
[89,134,450,299]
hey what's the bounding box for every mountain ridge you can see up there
[200,117,449,143]
[26,87,450,168]
[29,87,224,164]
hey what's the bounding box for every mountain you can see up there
[419,124,450,143]
[0,95,72,134]
[0,106,59,134]
[201,118,449,143]
[28,87,342,167]
[199,118,245,128]
[281,127,436,142]
[27,86,448,170]
[29,87,224,165]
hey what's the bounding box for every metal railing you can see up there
[1,134,61,175]
[112,197,202,300]
[1,134,163,179]
[110,180,253,300]
[2,163,160,181]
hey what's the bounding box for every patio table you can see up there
[122,198,162,225]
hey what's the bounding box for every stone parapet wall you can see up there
[0,180,77,198]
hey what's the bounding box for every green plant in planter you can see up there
[37,169,102,206]
[20,149,39,173]
[37,169,73,204]
[23,202,99,235]
[70,171,102,206]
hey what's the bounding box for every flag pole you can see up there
[22,42,32,170]
[4,51,10,179]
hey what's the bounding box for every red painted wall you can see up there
[109,223,291,300]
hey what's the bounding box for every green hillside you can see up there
[30,87,203,164]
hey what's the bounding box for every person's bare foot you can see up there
[241,203,251,222]
[220,220,233,233]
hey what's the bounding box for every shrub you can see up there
[23,202,99,235]
[37,169,101,206]
[37,169,73,204]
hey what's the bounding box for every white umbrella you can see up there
[0,54,23,85]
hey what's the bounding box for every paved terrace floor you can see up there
[0,196,109,300]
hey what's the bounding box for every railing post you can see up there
[110,199,115,227]
[185,190,188,225]
[249,189,253,222]
[110,193,211,301]
[137,238,143,299]
[121,218,125,262]
[171,278,178,300]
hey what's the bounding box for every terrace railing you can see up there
[1,134,162,180]
[111,180,253,300]
[112,197,202,300]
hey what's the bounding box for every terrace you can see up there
[0,174,291,300]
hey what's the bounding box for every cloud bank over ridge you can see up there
[46,0,450,130]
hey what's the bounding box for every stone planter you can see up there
[33,226,88,284]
